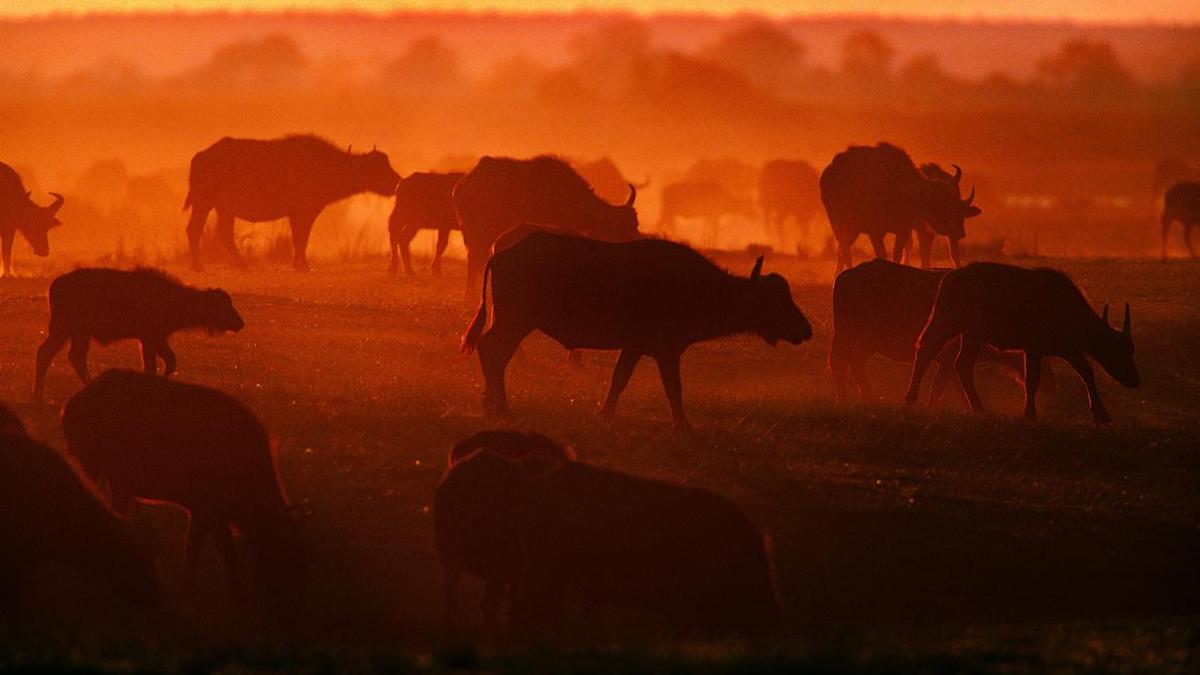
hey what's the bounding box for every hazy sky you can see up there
[4,0,1199,23]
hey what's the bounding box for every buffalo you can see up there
[820,143,980,274]
[61,370,310,612]
[388,171,465,276]
[461,231,812,429]
[831,259,1055,403]
[657,180,757,247]
[185,135,399,271]
[759,159,821,251]
[435,432,779,640]
[0,162,64,277]
[903,263,1139,423]
[33,267,244,400]
[1160,181,1199,259]
[435,430,574,635]
[452,155,640,291]
[1,405,160,622]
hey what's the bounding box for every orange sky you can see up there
[6,0,1199,23]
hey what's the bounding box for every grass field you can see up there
[1,253,1197,673]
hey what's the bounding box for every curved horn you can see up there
[1122,302,1131,336]
[964,185,976,205]
[372,144,377,152]
[1101,303,1109,324]
[625,183,637,207]
[346,144,353,154]
[750,255,764,280]
[46,192,64,215]
[951,164,963,184]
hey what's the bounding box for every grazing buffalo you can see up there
[571,157,649,206]
[820,143,981,273]
[903,263,1139,423]
[0,162,64,277]
[33,267,244,399]
[657,181,757,247]
[830,259,1055,403]
[1,406,160,622]
[388,171,465,276]
[461,232,813,429]
[61,370,310,612]
[452,155,640,291]
[435,431,574,635]
[436,434,779,640]
[759,159,821,251]
[185,135,399,271]
[1160,182,1199,259]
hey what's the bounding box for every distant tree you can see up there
[703,21,804,94]
[1037,39,1134,93]
[199,33,307,88]
[383,36,466,96]
[841,30,895,80]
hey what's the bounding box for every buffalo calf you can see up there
[903,263,1139,423]
[388,171,464,276]
[61,370,309,613]
[33,267,244,399]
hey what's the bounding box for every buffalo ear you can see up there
[1123,302,1131,336]
[750,255,764,281]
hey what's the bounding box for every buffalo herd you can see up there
[0,133,1176,644]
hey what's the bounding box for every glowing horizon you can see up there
[4,0,1200,24]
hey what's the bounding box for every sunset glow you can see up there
[6,0,1200,23]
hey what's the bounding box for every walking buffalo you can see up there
[461,231,812,429]
[0,162,64,277]
[33,267,244,399]
[61,370,310,613]
[388,171,464,276]
[657,181,757,247]
[185,135,399,271]
[830,259,1055,403]
[452,155,640,291]
[435,432,779,640]
[1,406,160,622]
[820,143,980,273]
[1160,181,1199,259]
[759,159,821,251]
[903,263,1139,423]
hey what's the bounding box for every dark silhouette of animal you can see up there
[1160,182,1200,259]
[571,157,649,206]
[61,370,310,613]
[436,436,780,640]
[435,430,574,635]
[759,159,821,250]
[903,263,1139,423]
[820,143,980,273]
[461,232,813,429]
[1153,157,1196,197]
[0,162,63,277]
[33,268,244,400]
[185,135,399,271]
[830,259,1055,403]
[452,155,640,291]
[388,171,464,276]
[0,405,160,622]
[657,180,757,247]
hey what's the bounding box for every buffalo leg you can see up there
[834,232,856,274]
[654,352,689,430]
[186,205,211,271]
[477,326,528,416]
[954,335,985,413]
[159,341,177,377]
[140,339,158,375]
[917,230,934,268]
[847,343,876,401]
[215,211,247,270]
[904,319,959,406]
[33,331,69,399]
[891,229,911,264]
[465,247,485,297]
[929,351,961,406]
[394,223,418,276]
[601,349,641,417]
[948,237,963,268]
[1,233,13,277]
[289,213,317,272]
[868,232,887,259]
[1022,351,1042,421]
[1065,354,1111,423]
[432,227,450,276]
[67,336,91,384]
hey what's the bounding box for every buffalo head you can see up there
[922,163,981,240]
[747,256,813,346]
[201,288,245,335]
[354,146,401,196]
[20,192,65,257]
[589,183,641,241]
[1096,302,1139,388]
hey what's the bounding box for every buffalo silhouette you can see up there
[0,162,63,277]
